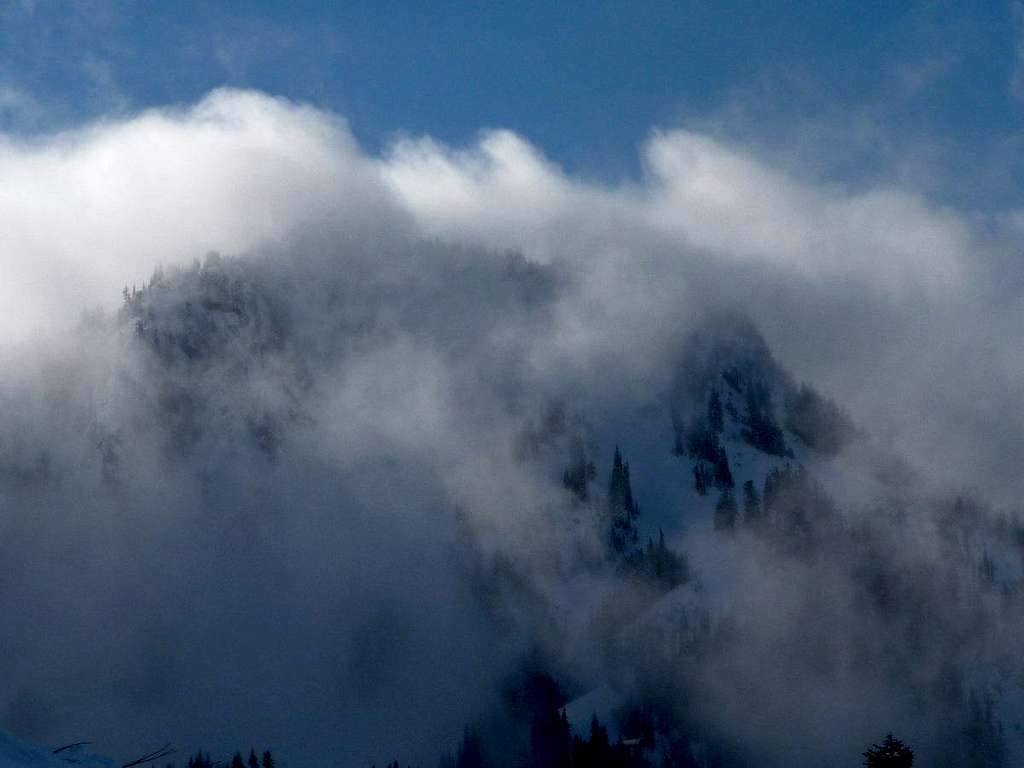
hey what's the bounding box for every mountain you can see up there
[1,248,1022,767]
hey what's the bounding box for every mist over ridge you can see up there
[3,88,1024,767]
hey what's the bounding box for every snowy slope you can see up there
[0,732,116,768]
[564,370,905,740]
[594,374,833,545]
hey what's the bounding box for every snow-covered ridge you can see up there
[0,732,115,768]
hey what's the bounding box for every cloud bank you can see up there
[0,88,1018,495]
[2,89,1024,766]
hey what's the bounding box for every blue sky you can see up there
[3,1,1023,201]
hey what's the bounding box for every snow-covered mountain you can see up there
[3,250,1023,767]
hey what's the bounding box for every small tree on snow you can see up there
[862,732,913,767]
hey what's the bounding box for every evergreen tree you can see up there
[862,733,913,767]
[712,447,734,489]
[650,528,688,587]
[759,463,830,545]
[248,750,258,768]
[742,479,762,525]
[623,461,637,522]
[964,691,1007,767]
[672,424,684,457]
[708,388,724,433]
[456,727,487,768]
[261,751,275,768]
[588,714,611,764]
[714,488,737,533]
[784,382,854,456]
[979,551,996,587]
[230,753,245,768]
[763,467,782,521]
[742,379,789,456]
[531,706,571,768]
[563,434,596,502]
[686,421,720,463]
[608,446,640,553]
[693,463,708,496]
[559,709,571,768]
[570,736,586,768]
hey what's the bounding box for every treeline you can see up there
[182,748,276,768]
[563,438,688,592]
[440,711,654,768]
[670,316,855,463]
[712,463,835,543]
[397,694,922,768]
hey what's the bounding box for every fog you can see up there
[1,89,1023,766]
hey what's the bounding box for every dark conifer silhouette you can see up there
[530,706,571,768]
[742,379,789,456]
[862,733,914,767]
[693,463,708,496]
[708,388,724,434]
[585,714,611,766]
[608,447,640,553]
[714,488,737,533]
[672,426,685,457]
[632,528,688,588]
[456,727,487,768]
[742,479,762,526]
[685,423,720,463]
[963,691,1007,767]
[784,382,854,456]
[979,551,996,587]
[562,434,596,502]
[712,446,734,489]
[760,463,834,546]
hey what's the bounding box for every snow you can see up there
[0,732,116,768]
[562,375,894,744]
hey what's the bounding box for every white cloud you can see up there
[3,87,1018,497]
[0,89,386,339]
[641,130,967,293]
[381,120,969,298]
[0,87,978,343]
